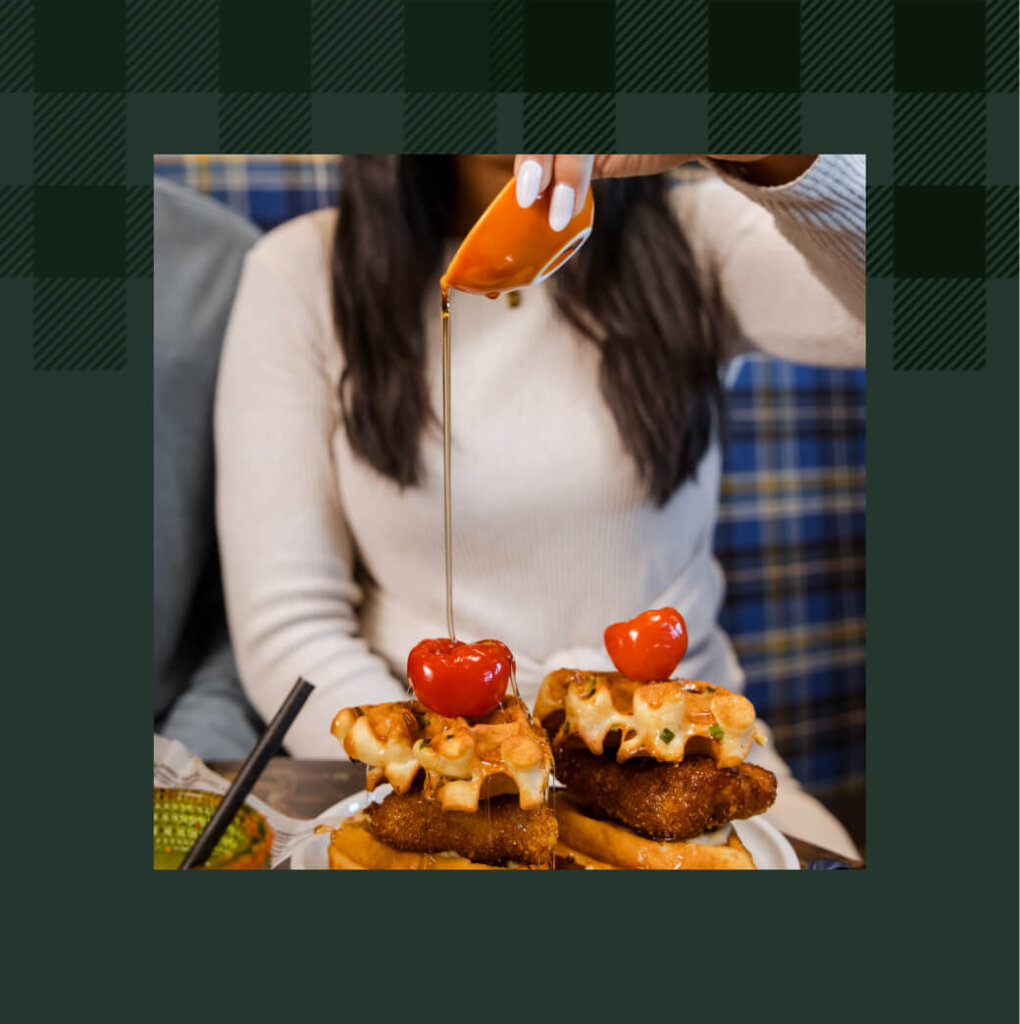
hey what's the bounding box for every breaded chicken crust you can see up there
[366,790,558,866]
[554,745,777,841]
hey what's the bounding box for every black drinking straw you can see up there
[179,677,315,869]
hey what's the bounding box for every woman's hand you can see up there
[514,154,598,230]
[514,154,817,228]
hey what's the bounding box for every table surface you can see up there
[209,758,865,870]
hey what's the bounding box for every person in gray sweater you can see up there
[153,175,263,759]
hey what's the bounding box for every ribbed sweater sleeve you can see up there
[682,154,866,366]
[710,154,866,320]
[214,236,406,758]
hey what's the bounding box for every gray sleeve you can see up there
[153,176,263,750]
[158,632,261,761]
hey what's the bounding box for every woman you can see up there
[215,153,865,855]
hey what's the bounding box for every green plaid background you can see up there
[0,0,1016,371]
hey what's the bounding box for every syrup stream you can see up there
[438,283,527,868]
[440,285,455,642]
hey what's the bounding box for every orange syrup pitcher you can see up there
[441,176,595,297]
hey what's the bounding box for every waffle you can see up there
[331,696,552,812]
[534,669,764,768]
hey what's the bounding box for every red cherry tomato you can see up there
[603,608,688,682]
[407,638,514,718]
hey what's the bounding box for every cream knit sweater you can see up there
[215,156,866,856]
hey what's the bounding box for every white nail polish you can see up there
[516,160,542,208]
[548,183,575,232]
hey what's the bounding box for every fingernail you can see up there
[516,160,542,208]
[548,183,575,232]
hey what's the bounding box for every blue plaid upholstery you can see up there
[716,358,865,801]
[154,156,866,802]
[154,155,340,231]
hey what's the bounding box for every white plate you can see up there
[732,817,801,870]
[289,786,391,870]
[290,787,800,870]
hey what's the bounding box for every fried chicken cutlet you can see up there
[554,745,777,841]
[366,790,557,866]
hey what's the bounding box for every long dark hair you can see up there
[332,156,722,506]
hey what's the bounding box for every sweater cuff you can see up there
[701,154,864,217]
